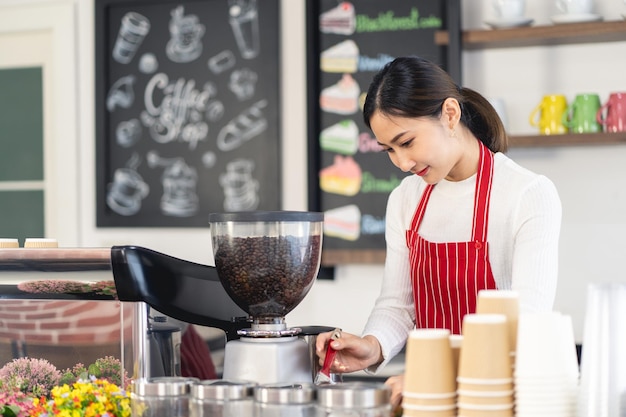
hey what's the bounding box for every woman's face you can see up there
[370,109,465,184]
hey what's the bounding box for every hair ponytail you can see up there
[363,56,509,153]
[459,87,508,153]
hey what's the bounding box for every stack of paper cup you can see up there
[402,329,457,417]
[449,334,463,376]
[457,314,514,417]
[514,312,579,417]
[476,289,519,367]
[578,283,626,417]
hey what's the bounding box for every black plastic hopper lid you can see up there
[208,211,323,223]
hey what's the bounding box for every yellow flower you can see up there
[31,378,131,417]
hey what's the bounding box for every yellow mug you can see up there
[529,94,568,135]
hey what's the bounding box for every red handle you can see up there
[320,341,337,376]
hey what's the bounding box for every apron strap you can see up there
[471,142,495,242]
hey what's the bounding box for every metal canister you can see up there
[315,382,391,417]
[190,380,255,417]
[254,383,316,417]
[131,376,198,417]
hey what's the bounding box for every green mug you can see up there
[562,93,602,134]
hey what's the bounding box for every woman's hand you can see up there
[315,331,383,373]
[385,374,404,411]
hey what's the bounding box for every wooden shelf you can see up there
[321,249,385,266]
[509,132,626,147]
[435,20,626,49]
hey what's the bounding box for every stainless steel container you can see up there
[190,380,255,417]
[131,376,198,417]
[316,382,391,417]
[254,383,316,417]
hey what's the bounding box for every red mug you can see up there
[596,92,626,133]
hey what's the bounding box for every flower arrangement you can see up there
[0,357,130,417]
[28,377,130,417]
[0,358,61,398]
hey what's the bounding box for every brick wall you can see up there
[0,300,132,344]
[0,300,133,370]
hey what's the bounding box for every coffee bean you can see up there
[214,235,321,318]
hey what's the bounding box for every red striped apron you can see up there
[406,141,497,335]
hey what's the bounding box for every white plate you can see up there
[551,13,603,24]
[484,17,534,29]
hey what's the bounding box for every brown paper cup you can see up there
[402,402,457,417]
[404,329,456,394]
[449,334,463,376]
[476,290,519,355]
[457,402,514,417]
[402,392,456,407]
[458,314,512,380]
[457,390,514,406]
[456,377,513,392]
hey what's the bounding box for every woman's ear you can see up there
[441,97,461,129]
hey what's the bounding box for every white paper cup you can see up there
[514,312,579,379]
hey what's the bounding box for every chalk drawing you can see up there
[147,151,199,217]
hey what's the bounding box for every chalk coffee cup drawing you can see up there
[597,92,626,133]
[106,168,149,216]
[112,12,151,64]
[529,94,568,135]
[562,93,602,134]
[229,0,260,59]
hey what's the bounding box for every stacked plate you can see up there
[514,312,579,417]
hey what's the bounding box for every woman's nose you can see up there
[394,153,415,173]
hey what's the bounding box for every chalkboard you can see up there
[306,0,461,265]
[95,0,281,227]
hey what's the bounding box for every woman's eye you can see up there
[400,138,414,148]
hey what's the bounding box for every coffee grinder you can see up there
[208,211,323,384]
[110,210,328,384]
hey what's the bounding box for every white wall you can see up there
[13,0,626,343]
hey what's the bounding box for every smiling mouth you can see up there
[414,166,429,177]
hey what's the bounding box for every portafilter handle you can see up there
[111,245,250,340]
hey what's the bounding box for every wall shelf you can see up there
[510,132,626,148]
[435,20,626,49]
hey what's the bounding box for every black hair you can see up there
[362,56,508,153]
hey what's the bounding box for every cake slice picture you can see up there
[320,119,359,155]
[319,74,361,115]
[319,154,362,196]
[324,204,361,241]
[320,1,356,35]
[321,39,359,74]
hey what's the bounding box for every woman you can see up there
[316,56,561,406]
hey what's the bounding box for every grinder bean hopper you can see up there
[208,211,323,384]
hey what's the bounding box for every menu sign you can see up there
[307,0,459,264]
[95,0,281,227]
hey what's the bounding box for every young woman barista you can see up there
[316,56,562,407]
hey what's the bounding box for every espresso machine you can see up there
[110,210,332,384]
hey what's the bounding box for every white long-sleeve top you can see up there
[362,152,562,371]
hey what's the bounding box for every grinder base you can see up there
[222,336,312,384]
